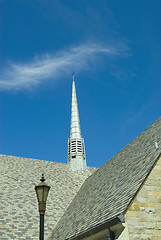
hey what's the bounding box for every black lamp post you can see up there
[35,174,51,240]
[108,229,115,240]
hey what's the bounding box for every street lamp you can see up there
[35,174,51,240]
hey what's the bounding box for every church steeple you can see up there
[68,73,86,171]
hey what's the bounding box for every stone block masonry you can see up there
[125,155,161,239]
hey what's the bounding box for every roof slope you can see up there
[48,117,161,240]
[0,155,96,240]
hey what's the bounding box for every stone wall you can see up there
[125,155,161,240]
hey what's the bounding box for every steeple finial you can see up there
[72,72,75,82]
[67,75,86,172]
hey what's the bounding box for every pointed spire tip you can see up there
[72,72,75,82]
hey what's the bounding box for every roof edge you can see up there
[66,214,125,240]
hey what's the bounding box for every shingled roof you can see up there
[0,155,96,240]
[48,117,161,240]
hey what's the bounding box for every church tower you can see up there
[68,73,86,171]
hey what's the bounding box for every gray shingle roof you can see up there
[48,117,161,240]
[0,154,96,240]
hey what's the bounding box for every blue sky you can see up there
[0,0,161,168]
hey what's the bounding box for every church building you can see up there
[1,75,161,240]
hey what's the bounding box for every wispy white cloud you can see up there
[0,42,129,91]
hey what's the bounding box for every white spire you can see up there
[70,75,81,139]
[68,73,86,172]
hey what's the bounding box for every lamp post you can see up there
[108,229,115,240]
[35,174,51,240]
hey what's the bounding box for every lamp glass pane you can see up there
[43,187,49,201]
[37,187,43,202]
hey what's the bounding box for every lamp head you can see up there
[35,174,51,215]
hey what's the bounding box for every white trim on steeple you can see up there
[68,73,86,172]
